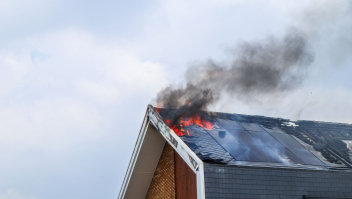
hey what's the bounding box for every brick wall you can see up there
[204,163,352,199]
[146,143,176,199]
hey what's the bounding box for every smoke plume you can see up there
[156,28,315,119]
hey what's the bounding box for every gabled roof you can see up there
[157,107,352,170]
[119,105,352,199]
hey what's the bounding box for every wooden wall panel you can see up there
[145,143,176,199]
[175,152,197,199]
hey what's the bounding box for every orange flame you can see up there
[165,113,213,136]
[155,107,161,113]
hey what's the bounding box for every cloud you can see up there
[0,28,168,102]
[0,27,169,149]
[0,28,168,198]
[0,51,31,94]
[0,189,36,199]
[76,49,167,105]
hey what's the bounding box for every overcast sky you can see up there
[1,0,352,199]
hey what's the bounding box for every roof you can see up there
[156,106,352,170]
[119,105,352,199]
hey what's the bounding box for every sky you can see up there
[0,0,352,198]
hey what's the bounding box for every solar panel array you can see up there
[206,118,325,166]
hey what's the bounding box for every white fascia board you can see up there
[197,162,206,199]
[117,109,150,199]
[147,105,205,199]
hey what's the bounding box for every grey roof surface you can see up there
[156,108,352,169]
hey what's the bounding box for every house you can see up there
[118,105,352,199]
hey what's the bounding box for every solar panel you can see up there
[206,129,259,162]
[267,130,304,149]
[243,144,282,163]
[205,121,327,166]
[247,130,284,147]
[239,122,264,131]
[215,118,244,130]
[227,129,263,145]
[225,143,260,162]
[267,146,305,165]
[288,147,325,166]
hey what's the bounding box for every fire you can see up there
[155,107,161,113]
[164,114,213,136]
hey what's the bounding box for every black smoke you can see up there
[156,28,315,121]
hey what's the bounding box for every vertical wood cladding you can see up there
[145,143,176,199]
[175,152,197,199]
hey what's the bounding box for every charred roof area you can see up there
[156,107,352,169]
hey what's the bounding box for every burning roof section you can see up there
[155,107,352,169]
